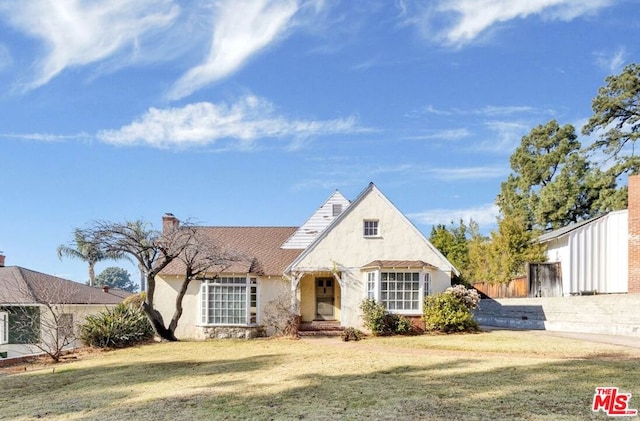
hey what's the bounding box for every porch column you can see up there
[290,272,303,315]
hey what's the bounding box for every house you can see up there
[155,183,458,339]
[537,174,640,296]
[537,211,628,295]
[0,254,130,360]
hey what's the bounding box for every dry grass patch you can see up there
[1,331,638,420]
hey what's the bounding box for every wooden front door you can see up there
[315,278,334,320]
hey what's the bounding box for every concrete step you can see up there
[298,321,344,337]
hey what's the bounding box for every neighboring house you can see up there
[538,174,640,296]
[538,210,628,295]
[0,255,129,360]
[155,183,458,339]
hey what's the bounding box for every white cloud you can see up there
[404,129,471,141]
[471,105,537,116]
[167,0,299,100]
[474,120,530,153]
[409,203,500,227]
[406,0,613,47]
[97,95,365,149]
[0,132,89,142]
[410,104,544,118]
[594,47,627,74]
[0,0,179,91]
[430,166,509,180]
[0,43,12,70]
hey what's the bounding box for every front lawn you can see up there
[1,330,638,420]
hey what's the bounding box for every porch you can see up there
[291,272,343,324]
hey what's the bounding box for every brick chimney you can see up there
[162,213,180,233]
[102,285,110,293]
[628,175,640,293]
[0,253,5,267]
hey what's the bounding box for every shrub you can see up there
[360,298,389,335]
[359,299,415,336]
[446,284,481,310]
[341,327,365,342]
[80,302,154,348]
[423,285,480,333]
[262,288,300,337]
[394,315,413,334]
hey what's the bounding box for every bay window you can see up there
[200,277,258,326]
[365,271,431,314]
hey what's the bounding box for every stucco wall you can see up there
[155,275,292,340]
[291,188,453,327]
[0,303,118,360]
[293,189,452,273]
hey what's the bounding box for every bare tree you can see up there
[79,219,242,341]
[1,279,81,362]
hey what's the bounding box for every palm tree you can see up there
[57,229,122,286]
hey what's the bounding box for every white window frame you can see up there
[364,270,431,315]
[0,311,7,344]
[363,220,379,237]
[366,272,377,299]
[199,277,259,326]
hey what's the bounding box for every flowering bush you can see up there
[446,284,481,310]
[422,285,480,333]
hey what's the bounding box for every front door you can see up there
[316,278,334,320]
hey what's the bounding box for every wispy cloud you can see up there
[0,43,12,70]
[474,120,530,153]
[167,0,299,100]
[403,128,471,141]
[408,203,500,227]
[471,105,537,116]
[0,132,90,142]
[97,95,366,149]
[404,0,614,47]
[594,46,627,74]
[0,0,179,91]
[429,166,509,180]
[409,104,547,118]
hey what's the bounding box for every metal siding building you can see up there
[540,210,628,295]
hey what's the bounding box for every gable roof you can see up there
[537,212,617,243]
[0,266,130,305]
[160,226,303,277]
[281,190,351,249]
[286,182,460,275]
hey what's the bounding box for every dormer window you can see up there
[363,220,379,237]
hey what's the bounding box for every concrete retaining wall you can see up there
[474,294,640,337]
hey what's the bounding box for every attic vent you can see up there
[332,204,342,217]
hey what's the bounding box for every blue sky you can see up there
[1,0,638,286]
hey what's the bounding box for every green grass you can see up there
[1,330,638,420]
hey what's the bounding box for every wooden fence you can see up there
[473,276,528,299]
[472,262,563,299]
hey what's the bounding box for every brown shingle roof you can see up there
[160,227,303,277]
[360,260,436,270]
[0,266,130,305]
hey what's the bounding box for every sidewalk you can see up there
[481,325,640,349]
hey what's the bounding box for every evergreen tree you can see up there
[583,62,640,179]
